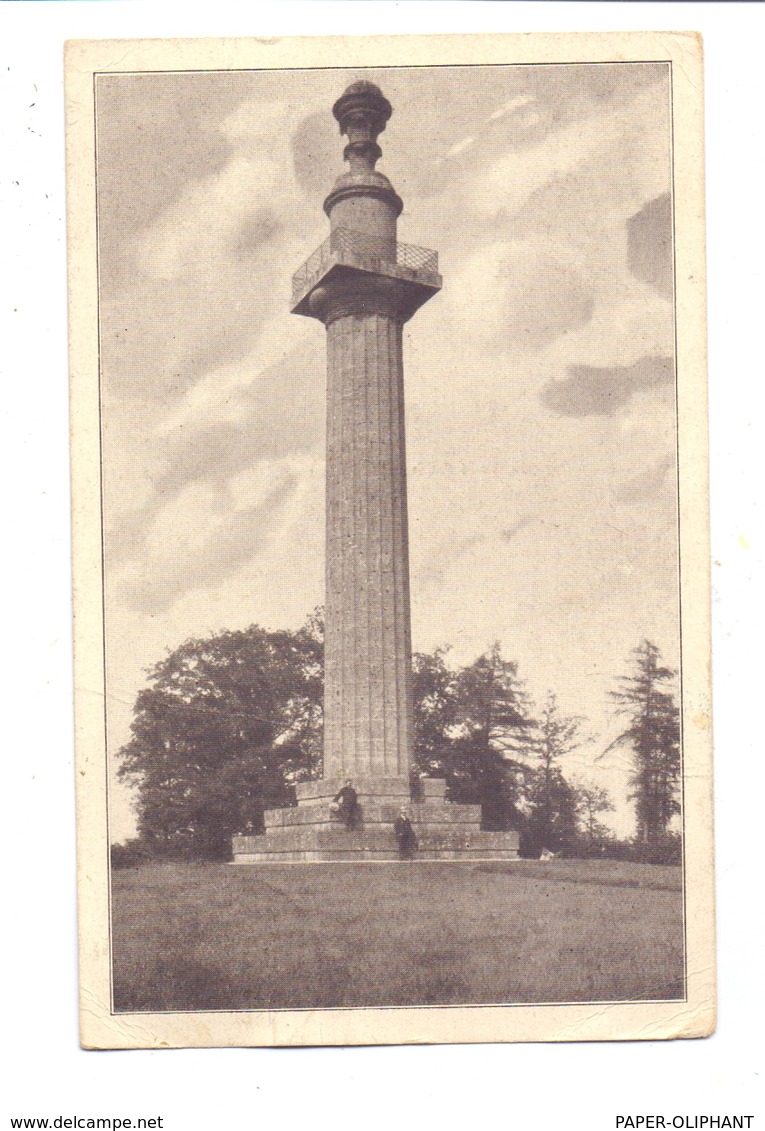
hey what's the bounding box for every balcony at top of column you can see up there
[291,226,442,319]
[291,80,442,322]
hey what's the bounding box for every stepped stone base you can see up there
[232,777,520,863]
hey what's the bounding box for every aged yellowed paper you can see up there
[66,30,713,1048]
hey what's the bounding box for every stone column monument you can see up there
[297,81,437,789]
[232,82,519,862]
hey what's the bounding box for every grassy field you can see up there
[111,859,684,1012]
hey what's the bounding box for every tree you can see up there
[571,778,615,844]
[524,693,584,852]
[118,617,323,859]
[608,640,681,844]
[446,643,534,829]
[411,647,457,780]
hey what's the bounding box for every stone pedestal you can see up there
[232,778,520,863]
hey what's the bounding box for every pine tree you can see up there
[608,640,681,843]
[447,643,533,829]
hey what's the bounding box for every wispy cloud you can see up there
[104,343,324,570]
[501,515,539,541]
[540,355,675,417]
[614,454,675,503]
[487,95,536,122]
[627,192,673,299]
[120,473,299,614]
[444,136,475,159]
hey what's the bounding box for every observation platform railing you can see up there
[292,226,440,307]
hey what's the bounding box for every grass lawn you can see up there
[111,859,684,1012]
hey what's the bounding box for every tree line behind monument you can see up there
[114,613,681,866]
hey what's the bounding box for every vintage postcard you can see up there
[66,30,713,1048]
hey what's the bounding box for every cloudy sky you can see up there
[95,62,678,840]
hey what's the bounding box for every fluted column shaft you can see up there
[323,310,413,780]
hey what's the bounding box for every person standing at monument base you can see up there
[394,809,417,860]
[331,780,359,829]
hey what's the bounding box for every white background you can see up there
[2,3,762,1129]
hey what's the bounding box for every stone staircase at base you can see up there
[231,776,520,863]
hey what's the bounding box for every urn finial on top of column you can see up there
[324,80,402,225]
[332,80,392,171]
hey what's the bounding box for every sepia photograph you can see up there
[66,30,713,1047]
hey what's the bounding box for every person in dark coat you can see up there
[394,808,417,860]
[332,779,359,829]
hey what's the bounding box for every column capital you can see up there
[307,273,422,325]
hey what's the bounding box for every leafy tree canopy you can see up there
[523,693,586,853]
[117,620,648,861]
[411,646,458,779]
[118,616,323,859]
[571,777,615,844]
